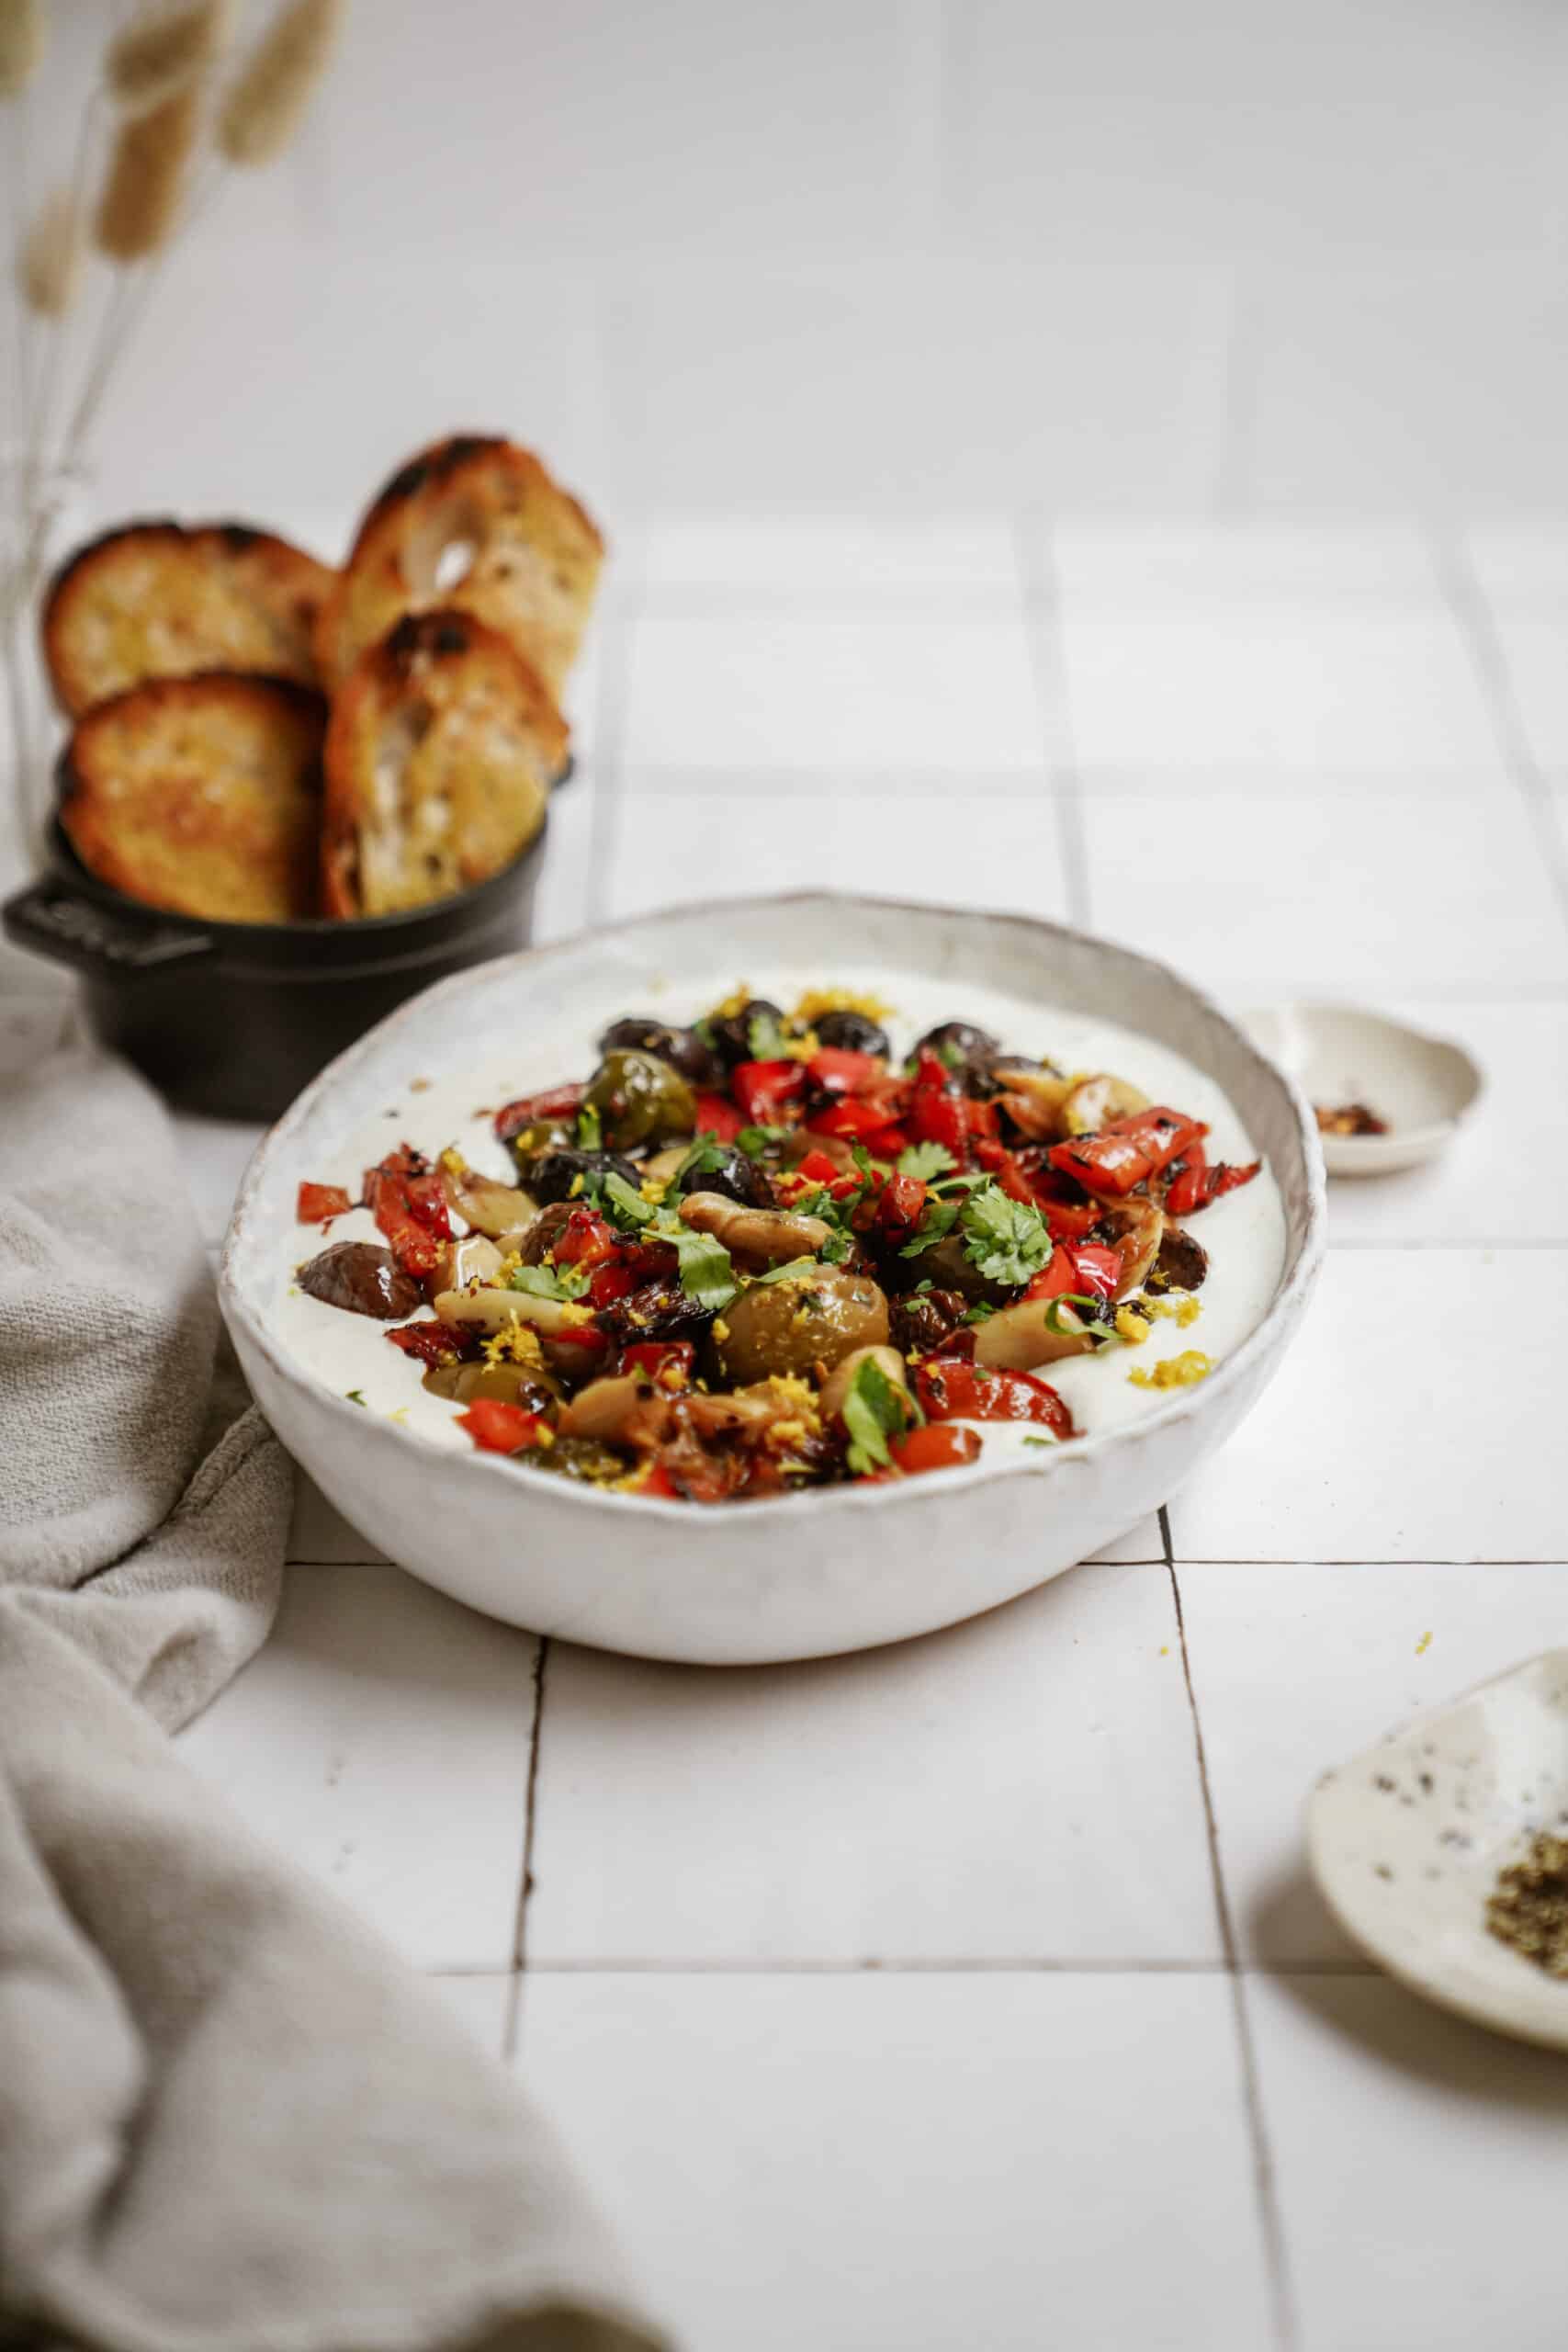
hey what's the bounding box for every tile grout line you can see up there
[502,1636,551,2063]
[1435,532,1568,939]
[1013,508,1090,926]
[513,1957,1378,1978]
[582,582,640,928]
[1161,1504,1300,2352]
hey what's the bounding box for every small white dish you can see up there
[1308,1651,1568,2051]
[1240,1002,1482,1177]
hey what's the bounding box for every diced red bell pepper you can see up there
[973,1138,1037,1207]
[807,1047,881,1095]
[732,1059,807,1124]
[1164,1141,1262,1216]
[364,1146,453,1281]
[493,1084,584,1145]
[862,1124,910,1161]
[694,1090,744,1142]
[807,1097,892,1142]
[637,1461,682,1498]
[620,1340,695,1389]
[588,1261,639,1307]
[1029,1241,1122,1304]
[385,1318,479,1367]
[890,1422,983,1476]
[546,1324,612,1365]
[297,1181,354,1223]
[876,1172,928,1240]
[908,1063,971,1159]
[964,1098,1001,1142]
[457,1398,550,1454]
[795,1147,844,1186]
[914,1354,1076,1439]
[552,1206,620,1270]
[1047,1107,1208,1199]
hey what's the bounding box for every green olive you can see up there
[716,1269,889,1385]
[582,1048,697,1150]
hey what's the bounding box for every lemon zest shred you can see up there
[1128,1350,1213,1391]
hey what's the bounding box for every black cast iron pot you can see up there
[3,807,555,1121]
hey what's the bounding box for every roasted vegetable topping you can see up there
[299,984,1263,1500]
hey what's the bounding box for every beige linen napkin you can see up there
[0,1050,667,2352]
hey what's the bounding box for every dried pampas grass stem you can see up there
[219,0,344,167]
[17,186,82,316]
[0,0,44,100]
[107,1,235,119]
[96,81,202,261]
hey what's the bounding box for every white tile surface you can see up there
[287,1473,390,1566]
[1178,1560,1568,1965]
[1464,530,1568,611]
[1051,522,1444,608]
[180,1566,536,1970]
[1081,788,1568,987]
[605,786,1066,922]
[529,1562,1217,1965]
[1168,1249,1568,1565]
[1059,607,1502,778]
[621,612,1047,773]
[1250,1973,1568,2352]
[1486,613,1568,773]
[427,1970,513,2057]
[516,1972,1274,2352]
[607,262,1234,509]
[638,514,1022,603]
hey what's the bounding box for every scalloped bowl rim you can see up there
[220,889,1327,1532]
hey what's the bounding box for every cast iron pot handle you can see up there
[2,876,216,978]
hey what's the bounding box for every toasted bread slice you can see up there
[43,518,335,716]
[321,610,565,918]
[60,673,326,923]
[315,435,604,697]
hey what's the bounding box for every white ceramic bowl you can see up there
[221,893,1326,1665]
[1241,1002,1483,1178]
[1308,1651,1568,2051]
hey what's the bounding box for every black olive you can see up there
[524,1145,640,1204]
[912,1019,1000,1075]
[297,1240,423,1320]
[1152,1224,1209,1293]
[593,1276,714,1350]
[813,1008,890,1057]
[597,1016,717,1085]
[671,1143,773,1210]
[707,997,786,1068]
[889,1286,971,1356]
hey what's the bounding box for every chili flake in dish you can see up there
[293,988,1263,1504]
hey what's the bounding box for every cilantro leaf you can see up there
[344,1387,367,1407]
[590,1170,656,1230]
[655,1218,737,1313]
[672,1136,734,1188]
[575,1102,603,1149]
[958,1182,1051,1287]
[840,1354,917,1476]
[897,1139,957,1181]
[965,1300,997,1324]
[818,1228,853,1264]
[736,1123,786,1159]
[1043,1291,1117,1341]
[751,1255,824,1288]
[510,1261,591,1301]
[899,1197,961,1258]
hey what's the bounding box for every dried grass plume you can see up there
[95,83,202,261]
[0,0,45,98]
[218,0,345,167]
[17,185,84,315]
[106,1,235,118]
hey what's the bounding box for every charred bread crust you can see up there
[314,434,604,696]
[60,671,327,923]
[41,516,335,716]
[321,608,567,919]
